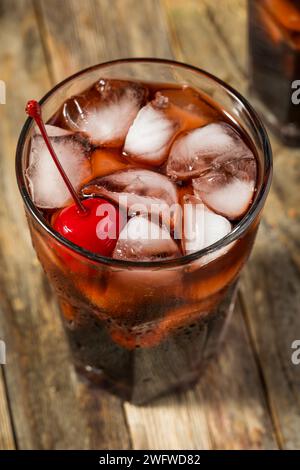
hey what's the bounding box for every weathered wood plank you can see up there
[0,369,15,450]
[203,0,248,77]
[36,0,173,82]
[240,221,300,449]
[165,0,300,449]
[0,0,130,449]
[163,0,247,90]
[261,146,300,270]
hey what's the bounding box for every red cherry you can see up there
[52,197,123,256]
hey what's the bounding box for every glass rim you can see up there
[15,57,272,269]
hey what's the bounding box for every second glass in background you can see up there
[248,0,300,146]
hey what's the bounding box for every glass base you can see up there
[63,282,238,405]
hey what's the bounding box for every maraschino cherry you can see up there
[52,197,122,256]
[26,100,122,256]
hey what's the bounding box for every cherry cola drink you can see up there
[248,0,300,145]
[16,60,272,404]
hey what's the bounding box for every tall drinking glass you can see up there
[16,59,272,404]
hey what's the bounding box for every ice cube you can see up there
[81,169,179,226]
[166,122,255,180]
[62,79,148,146]
[193,157,256,220]
[183,195,232,255]
[113,216,180,261]
[123,99,180,165]
[26,134,91,209]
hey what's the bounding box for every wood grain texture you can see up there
[203,0,248,77]
[0,369,15,450]
[163,0,246,89]
[36,0,173,82]
[0,0,130,449]
[240,222,300,449]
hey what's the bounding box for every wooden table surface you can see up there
[0,0,299,450]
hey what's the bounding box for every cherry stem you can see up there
[25,100,88,215]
